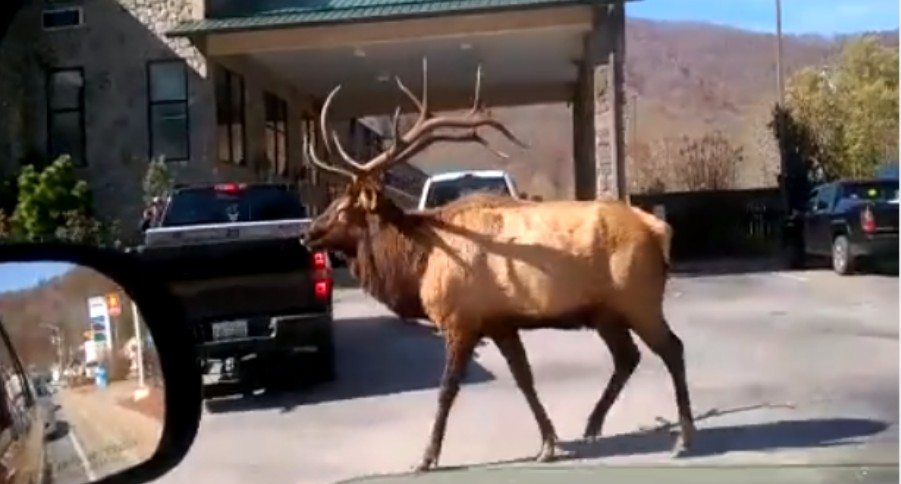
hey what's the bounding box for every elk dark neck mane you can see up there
[349,202,431,319]
[347,192,523,319]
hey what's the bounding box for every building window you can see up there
[42,7,83,30]
[264,92,288,176]
[147,60,189,162]
[215,67,245,165]
[47,68,86,166]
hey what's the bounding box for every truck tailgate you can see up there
[137,237,325,324]
[144,219,310,248]
[872,202,899,233]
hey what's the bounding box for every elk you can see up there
[301,59,695,472]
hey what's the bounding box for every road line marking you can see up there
[775,273,808,282]
[68,427,97,481]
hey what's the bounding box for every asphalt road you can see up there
[45,406,92,483]
[157,269,899,484]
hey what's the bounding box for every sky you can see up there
[628,0,899,35]
[0,262,74,294]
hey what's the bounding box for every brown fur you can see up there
[299,62,691,471]
[308,185,694,469]
[304,185,693,471]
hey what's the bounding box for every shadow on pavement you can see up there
[204,316,495,414]
[561,417,889,459]
[670,257,791,278]
[47,420,70,442]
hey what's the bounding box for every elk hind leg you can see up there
[493,330,558,462]
[583,319,641,439]
[633,317,696,454]
[416,330,478,472]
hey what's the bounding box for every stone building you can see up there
[0,0,426,242]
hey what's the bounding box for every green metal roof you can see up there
[169,0,616,36]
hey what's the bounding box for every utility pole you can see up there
[630,93,638,147]
[131,301,146,391]
[775,0,785,106]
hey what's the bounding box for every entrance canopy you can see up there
[170,0,610,117]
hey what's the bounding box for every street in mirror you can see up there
[0,262,164,483]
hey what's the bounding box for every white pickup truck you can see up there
[134,183,335,393]
[417,169,519,210]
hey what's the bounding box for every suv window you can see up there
[425,176,510,209]
[810,184,836,212]
[161,185,307,227]
[839,181,899,202]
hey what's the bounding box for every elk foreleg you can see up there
[416,330,478,472]
[583,322,641,439]
[493,330,558,462]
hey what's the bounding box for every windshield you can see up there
[840,181,899,202]
[161,186,307,227]
[425,176,511,208]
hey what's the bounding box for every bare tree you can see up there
[628,140,667,194]
[674,132,743,191]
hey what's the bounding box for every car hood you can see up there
[338,464,896,484]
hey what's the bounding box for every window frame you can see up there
[46,67,87,167]
[216,66,246,165]
[146,59,190,163]
[41,6,84,31]
[264,91,288,176]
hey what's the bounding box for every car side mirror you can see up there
[0,243,200,483]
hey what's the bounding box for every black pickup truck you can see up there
[800,178,899,275]
[133,183,335,393]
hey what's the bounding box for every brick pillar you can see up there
[572,2,626,201]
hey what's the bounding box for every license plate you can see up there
[212,320,248,340]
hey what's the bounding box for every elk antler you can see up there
[304,118,357,180]
[312,57,527,179]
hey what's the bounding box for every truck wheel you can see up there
[832,235,855,275]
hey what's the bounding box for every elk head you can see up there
[302,59,525,256]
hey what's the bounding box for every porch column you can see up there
[572,1,626,200]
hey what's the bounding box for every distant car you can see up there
[801,178,899,274]
[417,170,518,210]
[29,378,60,440]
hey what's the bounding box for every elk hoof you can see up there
[535,441,556,463]
[672,435,692,457]
[414,457,436,473]
[582,428,600,441]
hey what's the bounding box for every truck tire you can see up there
[832,235,855,275]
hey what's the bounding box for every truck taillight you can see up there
[214,183,246,194]
[313,251,329,271]
[861,206,876,234]
[312,251,332,301]
[314,279,332,300]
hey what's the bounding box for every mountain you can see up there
[410,19,899,198]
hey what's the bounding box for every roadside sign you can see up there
[87,296,112,350]
[106,293,122,317]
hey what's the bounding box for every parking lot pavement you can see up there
[158,269,898,484]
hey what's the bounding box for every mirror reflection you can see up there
[0,262,164,484]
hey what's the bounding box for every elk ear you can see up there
[357,185,379,212]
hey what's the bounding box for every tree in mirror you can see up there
[0,262,164,483]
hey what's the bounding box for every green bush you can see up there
[11,155,91,240]
[3,155,117,245]
[142,156,172,205]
